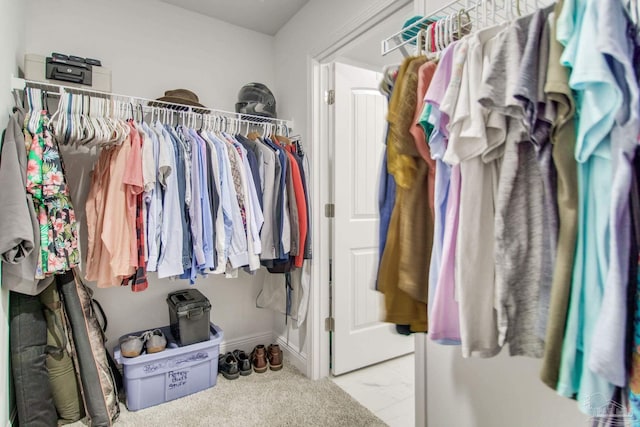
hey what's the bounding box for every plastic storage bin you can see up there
[167,289,211,346]
[114,323,223,411]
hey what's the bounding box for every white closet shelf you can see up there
[11,76,293,129]
[381,0,553,56]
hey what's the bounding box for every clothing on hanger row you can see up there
[83,116,310,289]
[377,0,640,418]
[0,90,311,294]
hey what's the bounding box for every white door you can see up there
[330,61,414,375]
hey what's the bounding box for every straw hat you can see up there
[155,89,206,108]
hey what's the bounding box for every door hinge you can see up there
[324,89,335,105]
[325,203,335,218]
[325,316,335,331]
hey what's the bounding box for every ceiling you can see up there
[158,0,310,36]
[341,3,412,70]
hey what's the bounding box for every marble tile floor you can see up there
[331,353,415,427]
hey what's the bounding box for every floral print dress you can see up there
[24,110,80,278]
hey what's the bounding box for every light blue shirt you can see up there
[191,130,215,271]
[143,122,162,272]
[184,128,204,269]
[427,111,454,343]
[589,0,640,389]
[156,123,184,278]
[557,0,618,415]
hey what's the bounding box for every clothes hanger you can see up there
[137,103,144,124]
[28,87,45,134]
[86,96,102,147]
[79,95,93,145]
[51,93,66,144]
[505,0,513,21]
[66,92,77,146]
[415,27,424,56]
[113,99,125,144]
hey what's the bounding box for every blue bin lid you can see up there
[114,323,223,365]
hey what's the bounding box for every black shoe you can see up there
[218,352,239,380]
[232,349,252,376]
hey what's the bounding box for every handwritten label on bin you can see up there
[144,352,209,376]
[166,369,190,400]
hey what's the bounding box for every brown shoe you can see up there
[267,344,283,371]
[251,345,268,373]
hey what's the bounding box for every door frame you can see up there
[306,0,414,382]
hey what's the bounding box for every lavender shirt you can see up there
[423,42,461,344]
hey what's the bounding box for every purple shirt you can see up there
[423,42,461,344]
[429,165,461,344]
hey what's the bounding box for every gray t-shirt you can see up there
[513,7,557,341]
[478,6,554,358]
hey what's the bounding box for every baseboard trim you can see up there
[219,332,273,355]
[274,335,307,375]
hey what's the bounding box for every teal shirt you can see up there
[556,0,619,415]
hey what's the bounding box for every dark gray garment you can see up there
[264,137,286,259]
[236,135,264,210]
[477,8,551,358]
[513,6,557,340]
[10,289,57,426]
[246,137,278,261]
[0,111,52,295]
[166,126,192,271]
[203,134,219,270]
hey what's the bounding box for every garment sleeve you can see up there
[0,120,35,264]
[242,149,264,255]
[158,132,185,278]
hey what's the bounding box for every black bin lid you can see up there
[167,289,211,314]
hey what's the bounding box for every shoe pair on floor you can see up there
[218,344,283,380]
[120,329,167,358]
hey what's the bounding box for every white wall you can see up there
[25,0,279,350]
[0,0,25,423]
[427,344,589,426]
[340,3,412,71]
[26,0,277,111]
[272,0,393,362]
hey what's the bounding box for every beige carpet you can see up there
[70,363,386,427]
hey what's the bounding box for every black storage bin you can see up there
[166,289,211,346]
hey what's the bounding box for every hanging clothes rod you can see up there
[381,0,468,56]
[11,76,293,129]
[381,0,552,56]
